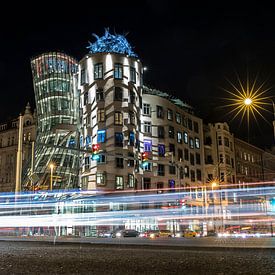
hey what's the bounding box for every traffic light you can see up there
[92,144,100,161]
[141,152,149,167]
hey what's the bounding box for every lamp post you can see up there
[49,163,55,191]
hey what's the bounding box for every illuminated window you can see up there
[177,131,182,143]
[144,122,151,134]
[97,130,106,143]
[183,132,188,144]
[130,67,136,83]
[115,176,124,189]
[184,166,189,177]
[97,109,105,122]
[96,88,104,101]
[176,113,182,124]
[189,137,194,149]
[195,137,200,149]
[114,63,123,79]
[167,109,173,121]
[114,112,123,125]
[144,140,152,152]
[157,106,164,118]
[96,172,106,186]
[94,63,103,79]
[128,174,134,188]
[143,103,151,116]
[143,162,151,171]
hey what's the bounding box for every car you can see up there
[184,230,197,238]
[112,229,139,238]
[141,230,172,238]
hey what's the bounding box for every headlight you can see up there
[175,233,181,238]
[116,232,122,237]
[149,233,155,238]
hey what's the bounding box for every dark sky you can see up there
[1,2,275,149]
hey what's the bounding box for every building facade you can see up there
[0,104,36,192]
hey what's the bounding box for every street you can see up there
[0,238,274,274]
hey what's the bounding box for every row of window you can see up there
[0,133,32,147]
[81,63,137,84]
[143,104,199,133]
[96,172,135,189]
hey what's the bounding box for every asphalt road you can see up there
[0,239,274,274]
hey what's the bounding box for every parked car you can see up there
[141,230,172,238]
[184,230,197,238]
[112,229,139,238]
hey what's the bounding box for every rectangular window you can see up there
[115,176,124,189]
[178,149,183,161]
[94,63,103,79]
[169,126,174,138]
[177,131,182,143]
[189,137,194,149]
[194,121,199,133]
[167,109,173,121]
[114,112,123,125]
[157,105,164,118]
[96,154,106,163]
[144,178,151,189]
[169,143,175,155]
[114,87,123,101]
[97,109,105,122]
[188,119,193,130]
[169,165,176,174]
[129,132,135,146]
[80,68,86,85]
[157,182,164,193]
[144,139,152,152]
[224,137,229,147]
[129,111,135,125]
[130,67,136,83]
[195,137,200,149]
[196,153,201,165]
[130,90,135,104]
[114,63,123,79]
[158,164,165,176]
[191,170,195,182]
[115,132,123,147]
[176,112,182,124]
[190,153,194,165]
[144,122,151,134]
[84,92,89,105]
[96,88,104,101]
[143,103,151,116]
[184,148,189,161]
[158,126,165,138]
[183,132,188,144]
[84,156,90,170]
[128,174,134,188]
[116,157,124,168]
[97,130,106,143]
[184,166,189,177]
[158,144,165,157]
[96,172,106,186]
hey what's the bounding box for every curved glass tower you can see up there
[30,52,80,190]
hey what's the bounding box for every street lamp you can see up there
[49,163,55,191]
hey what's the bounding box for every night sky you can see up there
[1,3,275,149]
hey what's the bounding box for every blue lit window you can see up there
[97,130,106,143]
[129,132,135,146]
[114,63,123,79]
[144,140,152,152]
[115,132,123,147]
[143,162,151,171]
[158,144,165,157]
[130,67,136,83]
[94,63,103,79]
[86,135,91,147]
[80,136,83,148]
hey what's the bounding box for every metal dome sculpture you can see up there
[87,28,137,57]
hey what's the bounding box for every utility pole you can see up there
[15,114,23,193]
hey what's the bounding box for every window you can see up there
[178,149,183,161]
[114,87,123,101]
[129,132,135,146]
[194,121,199,133]
[84,156,90,170]
[157,106,164,118]
[158,126,165,138]
[224,137,229,147]
[196,153,201,165]
[84,92,89,105]
[144,140,152,152]
[96,88,104,101]
[143,162,151,171]
[97,130,106,143]
[167,109,173,120]
[128,174,134,188]
[130,67,136,83]
[130,90,135,104]
[195,137,200,149]
[114,112,123,125]
[219,154,224,163]
[190,153,194,165]
[169,143,175,155]
[157,182,164,192]
[169,126,174,139]
[144,178,151,189]
[129,111,135,125]
[189,137,194,149]
[85,135,91,147]
[158,144,165,157]
[191,170,195,182]
[225,154,230,165]
[177,131,182,143]
[115,176,124,189]
[116,157,124,168]
[143,103,151,116]
[176,113,182,124]
[183,132,188,144]
[188,119,193,130]
[144,122,151,134]
[218,136,222,145]
[97,109,105,122]
[158,164,165,176]
[169,165,176,174]
[94,63,103,79]
[114,63,123,79]
[196,169,201,181]
[96,154,106,163]
[96,172,106,186]
[179,167,184,179]
[115,132,123,147]
[80,68,86,85]
[184,166,189,177]
[184,148,189,161]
